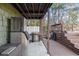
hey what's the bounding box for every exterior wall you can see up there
[0,4,26,56]
[10,32,21,44]
[10,17,24,44]
[11,17,24,32]
[0,4,21,16]
[0,8,11,46]
[0,4,21,46]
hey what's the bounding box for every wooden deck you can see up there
[42,39,77,56]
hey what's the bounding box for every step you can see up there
[1,47,16,55]
[74,43,79,49]
[70,39,79,44]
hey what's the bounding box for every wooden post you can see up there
[40,19,42,34]
[47,9,50,54]
[39,19,43,40]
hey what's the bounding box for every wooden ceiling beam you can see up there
[38,4,42,19]
[16,4,27,18]
[12,3,52,19]
[38,4,41,13]
[41,4,50,19]
[25,13,44,16]
[32,3,34,19]
[24,3,31,18]
[32,3,34,13]
[43,4,49,13]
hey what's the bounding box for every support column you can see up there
[39,19,44,40]
[40,19,42,34]
[47,9,50,54]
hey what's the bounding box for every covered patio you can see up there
[0,3,79,56]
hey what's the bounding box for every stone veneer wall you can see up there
[11,17,24,32]
[10,17,24,44]
[0,4,23,47]
[0,8,13,46]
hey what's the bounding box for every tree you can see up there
[27,20,40,26]
[68,9,78,31]
[51,3,65,23]
[51,3,64,20]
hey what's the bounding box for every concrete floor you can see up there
[22,41,49,56]
[22,39,78,56]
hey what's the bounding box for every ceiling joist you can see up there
[11,3,52,19]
